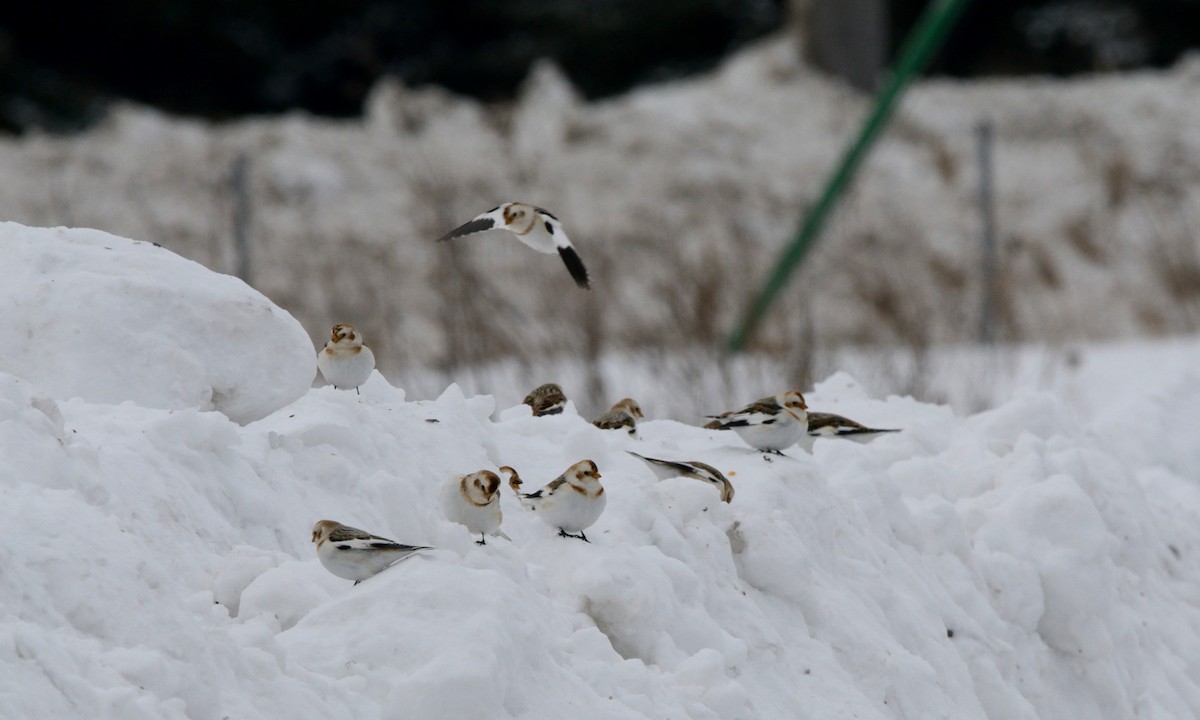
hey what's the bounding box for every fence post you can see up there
[976,120,996,344]
[231,153,252,284]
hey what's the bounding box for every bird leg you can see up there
[476,534,487,545]
[355,387,361,396]
[558,528,590,542]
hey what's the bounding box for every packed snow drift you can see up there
[3,224,1200,719]
[0,222,313,423]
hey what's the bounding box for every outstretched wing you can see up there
[539,212,590,289]
[435,206,505,243]
[557,245,590,289]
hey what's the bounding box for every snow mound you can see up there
[0,222,314,423]
[4,229,1200,717]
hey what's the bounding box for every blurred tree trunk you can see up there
[792,0,889,92]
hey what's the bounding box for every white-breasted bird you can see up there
[794,411,900,452]
[626,451,734,503]
[592,397,643,436]
[523,383,568,417]
[435,202,590,289]
[316,322,375,394]
[440,470,504,545]
[503,460,606,542]
[704,390,809,455]
[311,520,431,585]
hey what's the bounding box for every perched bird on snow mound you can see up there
[523,382,568,416]
[440,470,505,545]
[626,451,734,503]
[504,461,606,542]
[794,411,899,452]
[435,202,590,289]
[592,397,644,436]
[316,322,375,394]
[311,520,430,585]
[704,390,809,455]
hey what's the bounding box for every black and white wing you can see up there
[538,210,590,289]
[328,524,429,552]
[806,411,899,438]
[704,396,783,430]
[435,206,506,243]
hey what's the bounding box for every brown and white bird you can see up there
[704,390,809,455]
[435,202,590,289]
[795,411,899,452]
[592,398,644,436]
[311,520,430,585]
[316,323,375,394]
[504,461,606,542]
[523,383,568,417]
[626,451,735,503]
[440,470,504,545]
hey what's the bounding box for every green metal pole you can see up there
[728,0,972,351]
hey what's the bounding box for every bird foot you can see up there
[558,528,590,542]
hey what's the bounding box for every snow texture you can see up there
[3,224,1200,719]
[0,222,314,423]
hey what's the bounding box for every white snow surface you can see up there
[4,226,1200,719]
[0,222,314,423]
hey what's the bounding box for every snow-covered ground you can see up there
[2,35,1198,378]
[5,227,1200,719]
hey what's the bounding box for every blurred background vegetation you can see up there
[1,0,1197,133]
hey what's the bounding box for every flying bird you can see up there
[311,520,430,585]
[440,470,504,545]
[704,390,809,455]
[436,202,590,289]
[317,322,375,394]
[523,383,568,417]
[504,461,606,542]
[626,451,734,503]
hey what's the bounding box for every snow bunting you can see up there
[795,411,900,452]
[311,520,431,585]
[504,460,606,541]
[316,322,375,394]
[704,390,809,455]
[592,397,643,436]
[440,470,504,545]
[523,383,568,417]
[435,202,590,289]
[626,451,734,503]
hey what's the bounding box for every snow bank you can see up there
[4,310,1200,715]
[0,222,314,423]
